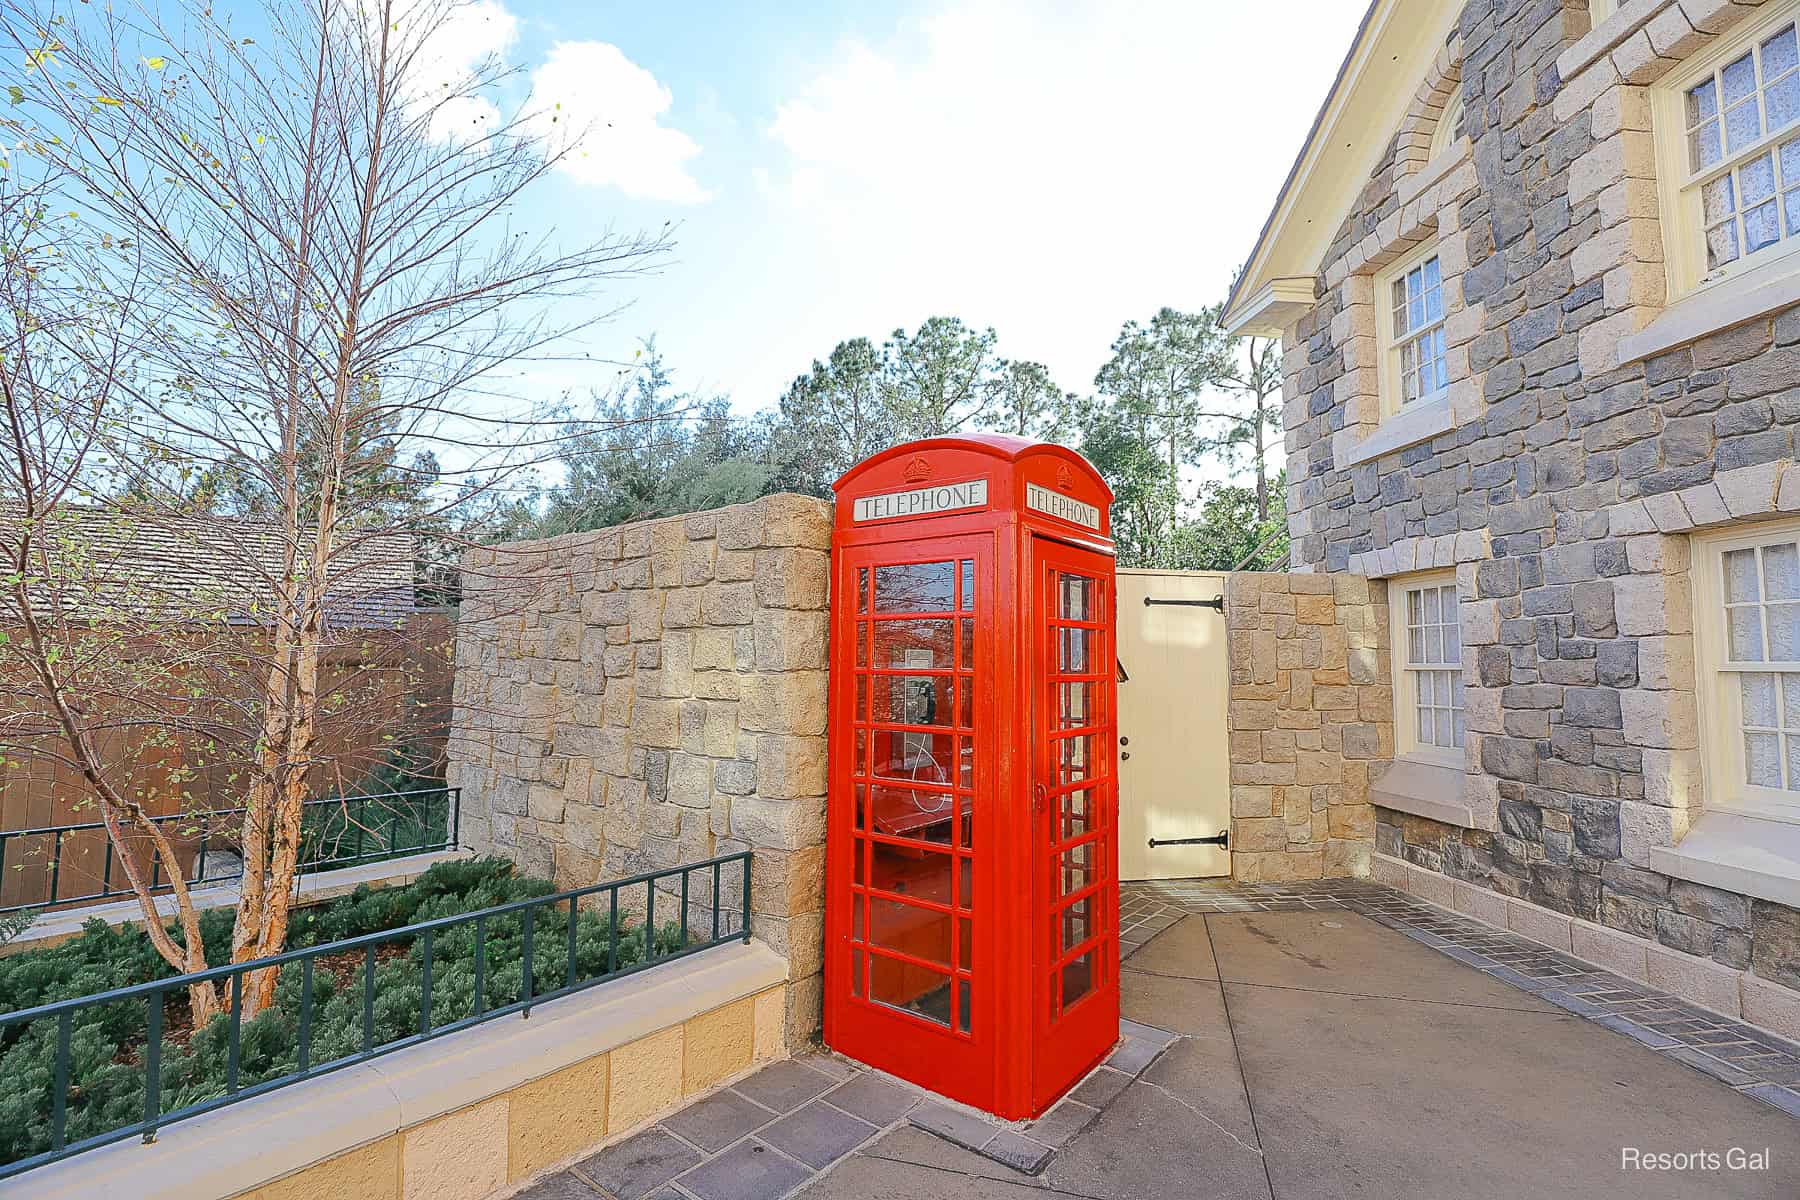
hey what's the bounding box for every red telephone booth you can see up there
[824,434,1119,1120]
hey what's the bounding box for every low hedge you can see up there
[0,857,685,1169]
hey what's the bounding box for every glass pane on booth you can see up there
[1061,575,1092,620]
[870,895,952,969]
[1061,952,1094,1009]
[869,955,953,1026]
[870,674,955,726]
[874,620,955,670]
[875,562,956,613]
[1060,627,1091,672]
[1060,896,1092,951]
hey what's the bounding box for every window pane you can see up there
[1692,118,1723,171]
[959,560,974,610]
[1771,603,1800,659]
[1434,709,1451,747]
[1060,574,1092,621]
[1724,52,1758,104]
[1766,543,1800,599]
[1727,98,1763,153]
[869,895,951,969]
[1788,735,1800,793]
[1689,77,1720,125]
[870,956,952,1028]
[1784,674,1800,727]
[1743,151,1778,204]
[857,568,869,613]
[1061,952,1094,1011]
[1748,200,1782,252]
[1766,24,1799,79]
[1704,174,1737,223]
[1409,626,1424,663]
[871,675,954,727]
[1747,730,1783,787]
[1708,219,1742,268]
[1768,72,1800,133]
[1744,672,1779,726]
[1062,840,1096,894]
[1059,682,1094,728]
[1726,547,1761,602]
[871,730,957,785]
[1060,627,1091,672]
[1059,735,1094,783]
[1062,789,1093,841]
[1731,607,1766,661]
[874,619,954,670]
[875,562,956,612]
[866,782,957,839]
[1060,896,1092,952]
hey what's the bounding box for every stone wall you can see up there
[446,495,831,1040]
[1274,0,1800,1003]
[1225,572,1394,881]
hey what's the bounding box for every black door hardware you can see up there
[1144,595,1224,612]
[1148,831,1229,849]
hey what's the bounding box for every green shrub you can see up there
[0,857,694,1170]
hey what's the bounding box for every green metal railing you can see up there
[0,787,461,915]
[0,849,752,1179]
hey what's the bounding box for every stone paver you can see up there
[663,1089,779,1153]
[573,1126,701,1200]
[758,1100,878,1168]
[677,1139,814,1200]
[732,1059,838,1113]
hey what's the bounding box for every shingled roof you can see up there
[0,504,419,630]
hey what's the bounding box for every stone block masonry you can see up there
[1225,572,1394,882]
[1271,0,1800,1022]
[446,494,831,1043]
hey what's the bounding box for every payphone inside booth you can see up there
[825,434,1119,1121]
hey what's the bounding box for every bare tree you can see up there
[0,0,667,1015]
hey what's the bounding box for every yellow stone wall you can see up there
[228,984,786,1200]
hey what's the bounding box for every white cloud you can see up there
[388,0,519,142]
[755,0,1362,402]
[525,41,709,204]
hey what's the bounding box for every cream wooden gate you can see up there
[1115,569,1231,881]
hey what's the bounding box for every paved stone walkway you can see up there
[518,878,1800,1200]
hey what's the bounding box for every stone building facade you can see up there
[446,494,831,1040]
[1225,0,1800,1035]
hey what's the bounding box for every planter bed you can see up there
[0,856,689,1174]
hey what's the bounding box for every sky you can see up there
[409,0,1368,432]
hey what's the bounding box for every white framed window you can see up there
[1390,570,1464,766]
[1429,91,1464,161]
[1694,518,1800,824]
[1376,242,1448,416]
[1654,5,1800,296]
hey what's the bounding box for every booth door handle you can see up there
[1032,782,1047,817]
